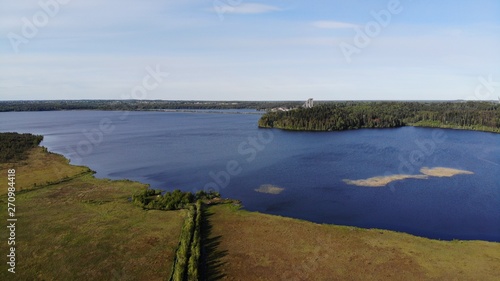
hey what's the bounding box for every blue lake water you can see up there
[1,110,499,241]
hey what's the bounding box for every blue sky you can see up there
[1,0,499,100]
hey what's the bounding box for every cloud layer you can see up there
[311,21,359,29]
[1,0,500,100]
[213,3,282,14]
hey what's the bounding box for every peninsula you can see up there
[258,101,500,133]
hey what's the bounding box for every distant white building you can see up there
[270,107,291,112]
[303,98,314,108]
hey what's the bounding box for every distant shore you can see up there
[258,101,500,134]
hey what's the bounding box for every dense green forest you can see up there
[0,100,302,112]
[0,133,44,163]
[258,101,500,133]
[132,188,220,210]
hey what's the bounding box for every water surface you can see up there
[1,110,499,241]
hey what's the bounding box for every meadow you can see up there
[0,147,185,280]
[205,204,500,281]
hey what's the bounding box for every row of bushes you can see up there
[187,200,202,280]
[172,205,195,280]
[133,189,193,210]
[132,189,215,280]
[170,201,202,281]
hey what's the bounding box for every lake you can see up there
[1,110,499,241]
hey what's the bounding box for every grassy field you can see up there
[205,204,500,281]
[0,147,185,280]
[0,148,91,196]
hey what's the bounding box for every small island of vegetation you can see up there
[258,101,500,133]
[343,167,474,187]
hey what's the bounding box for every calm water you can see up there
[1,110,499,241]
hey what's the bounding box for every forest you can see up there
[258,101,500,133]
[132,188,220,210]
[0,132,44,163]
[0,100,302,112]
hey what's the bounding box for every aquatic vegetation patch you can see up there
[344,167,474,187]
[255,184,285,194]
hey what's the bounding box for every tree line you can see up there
[0,133,44,163]
[258,101,500,133]
[169,201,202,281]
[0,100,303,112]
[132,189,220,211]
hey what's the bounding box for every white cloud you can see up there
[2,1,499,101]
[311,20,359,29]
[213,3,281,14]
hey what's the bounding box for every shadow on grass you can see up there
[200,206,227,281]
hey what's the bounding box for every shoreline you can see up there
[3,140,500,281]
[259,123,500,134]
[2,108,498,133]
[32,146,496,242]
[2,129,500,242]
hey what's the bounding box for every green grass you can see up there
[206,204,500,281]
[0,148,185,280]
[0,148,91,196]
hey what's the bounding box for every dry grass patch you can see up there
[420,167,474,177]
[0,148,185,280]
[344,167,475,187]
[0,147,91,195]
[206,204,500,281]
[343,174,428,187]
[254,184,285,194]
